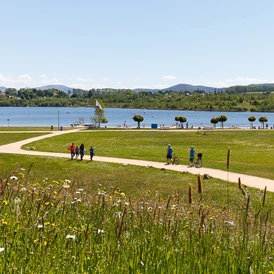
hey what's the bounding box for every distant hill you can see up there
[0,86,6,92]
[1,83,274,94]
[35,85,73,93]
[133,84,226,93]
[249,83,274,87]
[161,84,225,93]
[133,88,159,92]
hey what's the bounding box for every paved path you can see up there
[0,128,274,192]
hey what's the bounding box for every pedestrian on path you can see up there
[75,145,79,159]
[80,143,85,160]
[68,142,75,159]
[89,146,95,161]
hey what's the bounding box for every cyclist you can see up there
[166,144,173,165]
[189,146,196,167]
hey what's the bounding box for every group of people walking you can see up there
[68,143,95,161]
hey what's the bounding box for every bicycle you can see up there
[194,153,203,168]
[171,154,180,165]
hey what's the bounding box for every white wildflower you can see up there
[10,176,18,180]
[97,229,104,234]
[224,220,235,226]
[14,197,21,204]
[0,248,4,253]
[66,234,76,240]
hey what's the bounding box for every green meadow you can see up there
[23,129,274,179]
[1,128,274,273]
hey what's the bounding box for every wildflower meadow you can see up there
[1,166,274,273]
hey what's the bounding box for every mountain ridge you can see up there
[1,83,274,93]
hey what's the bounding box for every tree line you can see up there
[1,87,274,112]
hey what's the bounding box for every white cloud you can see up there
[0,74,33,88]
[163,75,176,80]
[18,74,32,82]
[103,78,110,81]
[209,77,274,88]
[225,77,269,85]
[39,74,63,85]
[71,83,90,90]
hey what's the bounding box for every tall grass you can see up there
[1,168,274,273]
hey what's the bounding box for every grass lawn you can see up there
[0,132,48,146]
[22,129,274,179]
[0,126,71,131]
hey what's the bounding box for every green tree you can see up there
[248,116,256,128]
[133,114,144,128]
[258,116,268,129]
[5,88,18,97]
[175,116,180,128]
[90,100,108,127]
[218,115,228,129]
[177,116,187,128]
[210,117,219,128]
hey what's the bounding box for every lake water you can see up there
[0,107,273,129]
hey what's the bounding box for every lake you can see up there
[0,107,273,129]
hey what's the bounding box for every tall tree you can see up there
[258,116,268,129]
[218,115,228,129]
[177,116,187,128]
[132,114,144,128]
[210,117,219,128]
[248,116,256,128]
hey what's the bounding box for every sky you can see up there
[1,0,274,90]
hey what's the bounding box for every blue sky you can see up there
[1,0,274,90]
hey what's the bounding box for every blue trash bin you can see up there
[60,126,63,131]
[151,124,158,129]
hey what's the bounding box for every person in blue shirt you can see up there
[89,146,95,161]
[166,144,173,164]
[189,146,196,167]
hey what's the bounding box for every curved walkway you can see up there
[0,128,274,192]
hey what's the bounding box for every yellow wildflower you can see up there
[19,172,24,178]
[1,219,8,225]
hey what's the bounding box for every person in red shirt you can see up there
[68,142,75,159]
